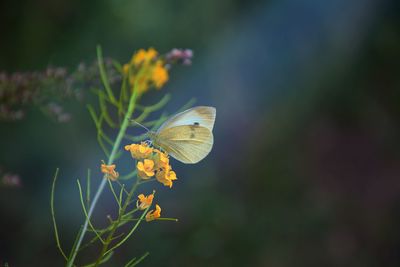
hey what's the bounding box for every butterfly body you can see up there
[148,106,216,164]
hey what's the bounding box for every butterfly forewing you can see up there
[157,106,216,132]
[156,125,214,164]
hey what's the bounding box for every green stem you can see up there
[66,86,138,267]
[93,179,141,266]
[51,168,68,260]
[96,45,118,105]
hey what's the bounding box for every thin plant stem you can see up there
[130,252,150,266]
[50,168,68,260]
[92,179,141,266]
[86,169,91,208]
[66,78,138,267]
[77,179,105,244]
[96,45,117,105]
[104,204,150,257]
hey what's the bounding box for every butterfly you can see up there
[146,106,216,164]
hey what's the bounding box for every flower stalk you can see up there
[51,46,191,266]
[66,48,138,267]
[92,179,143,266]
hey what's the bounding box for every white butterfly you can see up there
[147,106,216,164]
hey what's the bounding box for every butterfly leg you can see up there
[151,143,167,155]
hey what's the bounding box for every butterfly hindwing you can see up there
[155,125,213,164]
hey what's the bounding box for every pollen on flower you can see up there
[100,163,119,181]
[126,142,178,187]
[156,166,177,188]
[151,61,169,89]
[123,48,175,95]
[153,149,169,169]
[146,48,158,61]
[137,193,154,210]
[137,159,155,179]
[145,204,161,222]
[132,48,158,66]
[132,49,146,65]
[125,142,153,159]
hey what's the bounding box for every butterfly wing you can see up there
[155,125,214,164]
[157,106,216,133]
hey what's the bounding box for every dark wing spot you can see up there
[194,122,199,126]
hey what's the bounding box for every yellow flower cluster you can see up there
[100,163,119,181]
[124,142,177,188]
[123,48,169,94]
[131,48,158,66]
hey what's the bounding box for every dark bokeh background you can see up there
[1,0,400,266]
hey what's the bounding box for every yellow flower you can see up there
[137,193,154,210]
[125,142,178,186]
[132,48,158,66]
[125,48,169,94]
[137,159,155,179]
[100,164,119,181]
[146,48,158,60]
[132,49,146,65]
[156,166,177,188]
[151,61,169,89]
[129,75,149,94]
[125,142,153,159]
[122,63,130,75]
[146,204,161,222]
[153,149,169,170]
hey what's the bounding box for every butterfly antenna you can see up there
[129,119,150,132]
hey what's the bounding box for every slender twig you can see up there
[66,50,139,267]
[122,217,178,222]
[124,257,137,267]
[134,94,171,112]
[86,169,91,208]
[50,168,68,260]
[99,91,117,128]
[107,179,122,211]
[130,252,150,266]
[121,207,139,220]
[81,251,114,267]
[138,178,156,185]
[92,179,141,266]
[77,180,105,244]
[119,170,137,180]
[116,180,130,195]
[96,45,118,105]
[118,183,125,209]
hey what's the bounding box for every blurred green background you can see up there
[1,0,400,266]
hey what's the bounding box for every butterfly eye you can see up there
[194,122,199,126]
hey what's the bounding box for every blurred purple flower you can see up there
[165,48,193,66]
[1,173,21,187]
[0,60,121,123]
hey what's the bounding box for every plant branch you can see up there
[66,73,138,267]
